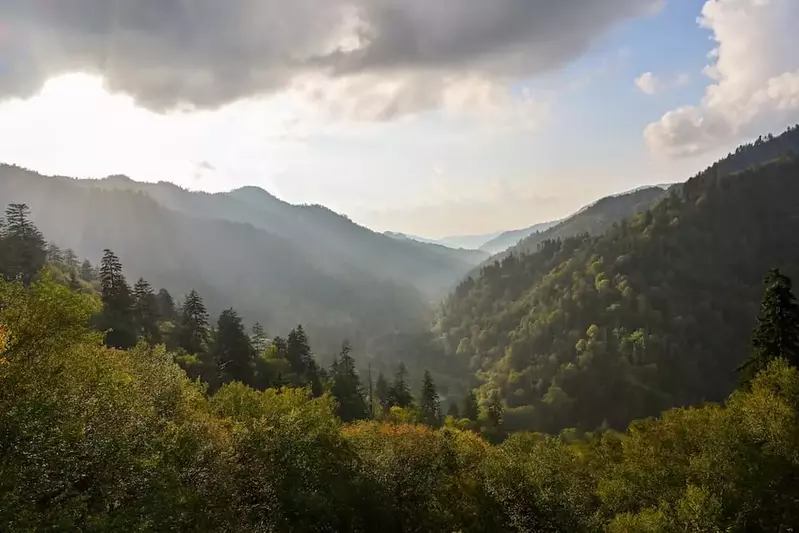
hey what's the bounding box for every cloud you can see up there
[635,72,659,95]
[0,0,660,114]
[636,72,691,95]
[645,0,799,158]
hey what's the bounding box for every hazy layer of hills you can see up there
[437,125,799,433]
[478,219,561,255]
[0,167,484,356]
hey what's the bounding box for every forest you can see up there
[2,126,799,531]
[2,209,799,530]
[439,125,799,433]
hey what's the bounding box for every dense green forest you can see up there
[2,235,799,530]
[439,125,799,433]
[3,127,799,530]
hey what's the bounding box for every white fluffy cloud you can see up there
[645,0,799,157]
[635,72,659,94]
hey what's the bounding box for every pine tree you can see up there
[1,203,46,283]
[251,322,269,354]
[212,308,255,386]
[133,278,161,344]
[375,373,391,414]
[176,290,210,356]
[79,259,95,282]
[419,370,441,427]
[286,325,313,376]
[97,249,136,349]
[329,341,368,422]
[739,269,799,384]
[46,243,63,263]
[389,363,413,408]
[63,248,79,271]
[156,288,176,321]
[463,390,479,421]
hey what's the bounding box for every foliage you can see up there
[2,274,799,531]
[739,269,799,384]
[438,127,799,433]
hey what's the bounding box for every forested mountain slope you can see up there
[437,126,799,434]
[0,166,477,356]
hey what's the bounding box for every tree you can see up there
[1,203,46,283]
[390,363,413,408]
[739,269,799,384]
[486,393,504,431]
[79,259,96,282]
[251,322,269,354]
[212,308,255,386]
[68,270,82,292]
[329,341,368,422]
[97,249,136,349]
[156,288,176,321]
[463,390,479,421]
[63,248,79,271]
[175,290,210,356]
[46,243,63,263]
[286,325,312,376]
[419,371,441,427]
[376,373,391,414]
[132,278,161,344]
[286,325,324,396]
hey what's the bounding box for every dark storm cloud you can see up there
[0,0,660,110]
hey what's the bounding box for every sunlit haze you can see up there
[1,0,798,238]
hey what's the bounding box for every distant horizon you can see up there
[1,160,678,242]
[2,0,797,236]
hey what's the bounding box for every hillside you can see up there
[479,219,561,255]
[0,166,480,357]
[437,125,799,433]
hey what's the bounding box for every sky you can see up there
[1,0,798,239]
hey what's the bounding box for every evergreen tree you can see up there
[375,373,391,413]
[176,290,210,356]
[251,322,269,354]
[63,248,79,271]
[739,269,799,384]
[212,308,255,386]
[1,203,46,283]
[463,390,479,421]
[329,341,368,422]
[286,325,312,376]
[97,249,136,349]
[79,259,95,282]
[46,243,63,263]
[419,370,441,427]
[133,278,161,344]
[389,363,413,408]
[156,288,176,321]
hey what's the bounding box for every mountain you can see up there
[436,125,799,434]
[382,232,490,264]
[499,186,671,259]
[0,167,481,357]
[386,230,501,251]
[478,219,561,255]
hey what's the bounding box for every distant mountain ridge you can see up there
[0,166,484,355]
